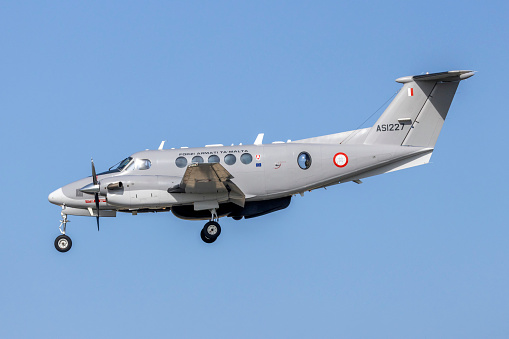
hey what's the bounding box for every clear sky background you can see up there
[1,1,507,338]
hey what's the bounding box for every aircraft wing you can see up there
[172,163,245,207]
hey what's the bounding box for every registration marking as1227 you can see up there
[376,123,405,132]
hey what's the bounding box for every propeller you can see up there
[91,158,100,231]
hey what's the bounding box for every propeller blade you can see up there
[95,192,100,231]
[91,158,98,186]
[92,158,100,231]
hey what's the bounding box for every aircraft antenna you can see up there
[354,90,398,130]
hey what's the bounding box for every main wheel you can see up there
[55,235,72,252]
[203,221,221,238]
[201,229,216,243]
[200,221,221,243]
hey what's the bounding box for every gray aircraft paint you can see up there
[49,70,475,226]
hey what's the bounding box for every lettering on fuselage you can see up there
[376,123,405,132]
[179,149,250,156]
[85,199,106,203]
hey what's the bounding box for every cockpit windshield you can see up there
[115,157,133,171]
[97,157,133,176]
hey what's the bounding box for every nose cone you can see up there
[48,188,65,206]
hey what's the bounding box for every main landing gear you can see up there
[200,209,222,244]
[55,206,72,252]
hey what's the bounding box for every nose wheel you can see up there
[55,234,72,252]
[55,205,72,252]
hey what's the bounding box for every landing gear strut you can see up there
[201,209,221,243]
[55,205,72,252]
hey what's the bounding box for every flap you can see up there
[178,163,246,207]
[181,163,231,193]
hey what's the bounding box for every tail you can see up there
[364,70,475,147]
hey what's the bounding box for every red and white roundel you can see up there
[333,152,348,168]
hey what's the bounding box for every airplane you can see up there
[48,70,474,252]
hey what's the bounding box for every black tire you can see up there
[54,235,72,252]
[203,221,221,238]
[200,229,216,243]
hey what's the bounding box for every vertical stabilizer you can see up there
[364,70,474,147]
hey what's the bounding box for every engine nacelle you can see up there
[229,196,291,219]
[171,203,237,220]
[171,197,292,220]
[99,177,125,196]
[103,175,181,208]
[107,181,123,190]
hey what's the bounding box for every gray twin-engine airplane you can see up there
[49,70,474,252]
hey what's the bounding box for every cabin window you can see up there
[175,157,187,168]
[192,156,204,164]
[240,153,252,165]
[208,155,220,163]
[297,152,312,170]
[224,154,236,165]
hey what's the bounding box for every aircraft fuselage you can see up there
[49,143,432,211]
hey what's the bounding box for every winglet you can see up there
[158,141,166,150]
[254,133,264,145]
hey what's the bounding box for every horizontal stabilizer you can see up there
[340,148,434,183]
[396,70,475,83]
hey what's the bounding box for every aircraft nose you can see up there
[48,188,65,205]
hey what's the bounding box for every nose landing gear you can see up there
[55,205,72,252]
[200,208,222,243]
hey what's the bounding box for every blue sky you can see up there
[1,1,508,338]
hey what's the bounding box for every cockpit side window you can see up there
[124,159,151,171]
[137,159,151,170]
